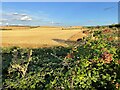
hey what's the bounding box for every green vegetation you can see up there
[85,23,120,29]
[1,26,120,89]
[0,29,12,30]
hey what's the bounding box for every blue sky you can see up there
[1,2,118,26]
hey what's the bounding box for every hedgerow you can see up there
[1,27,120,90]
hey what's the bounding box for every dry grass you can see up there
[0,26,86,48]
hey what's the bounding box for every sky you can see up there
[1,2,118,26]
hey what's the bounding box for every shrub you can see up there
[1,27,120,89]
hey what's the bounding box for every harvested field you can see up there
[0,26,86,48]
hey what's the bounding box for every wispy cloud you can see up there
[12,12,27,16]
[103,7,114,11]
[49,21,61,25]
[0,18,8,22]
[20,16,32,21]
[12,12,19,15]
[2,10,60,26]
[3,12,33,21]
[0,22,2,25]
[21,14,27,16]
[5,23,9,25]
[87,20,97,23]
[11,12,32,21]
[1,12,34,25]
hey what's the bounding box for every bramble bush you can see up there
[1,27,120,89]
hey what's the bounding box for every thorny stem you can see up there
[22,49,32,77]
[11,49,32,77]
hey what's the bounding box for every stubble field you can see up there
[0,26,86,48]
